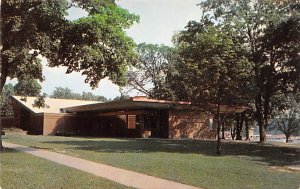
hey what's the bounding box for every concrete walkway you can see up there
[287,165,300,171]
[3,142,201,189]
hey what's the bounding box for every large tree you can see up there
[173,21,251,154]
[125,43,176,99]
[0,0,138,151]
[196,0,300,142]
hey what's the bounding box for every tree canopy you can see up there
[272,94,300,142]
[166,0,300,143]
[126,43,176,99]
[0,83,14,117]
[0,0,138,151]
[1,0,139,91]
[50,87,107,101]
[14,79,42,96]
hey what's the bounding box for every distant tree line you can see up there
[50,87,107,101]
[1,81,107,117]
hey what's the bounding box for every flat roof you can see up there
[61,96,187,113]
[61,96,249,114]
[12,95,250,114]
[11,96,100,114]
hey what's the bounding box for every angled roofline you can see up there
[10,95,38,114]
[60,98,173,113]
[61,96,251,114]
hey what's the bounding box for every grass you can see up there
[0,147,132,189]
[3,133,300,189]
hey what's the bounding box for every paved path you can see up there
[287,165,300,171]
[3,142,201,189]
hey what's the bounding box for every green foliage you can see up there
[126,43,177,99]
[0,80,42,116]
[0,84,15,117]
[14,79,42,96]
[32,93,49,109]
[172,21,251,106]
[51,3,139,88]
[50,87,107,101]
[272,94,300,141]
[174,0,300,142]
[1,0,139,91]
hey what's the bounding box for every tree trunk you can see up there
[0,82,4,152]
[245,116,249,140]
[238,112,245,140]
[216,101,221,155]
[260,125,267,142]
[221,116,225,139]
[285,135,290,143]
[0,7,4,151]
[216,84,223,156]
[236,113,242,140]
[0,118,3,152]
[255,94,266,143]
[231,122,236,140]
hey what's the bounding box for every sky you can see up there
[9,0,203,99]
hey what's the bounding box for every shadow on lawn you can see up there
[1,147,20,153]
[43,138,300,167]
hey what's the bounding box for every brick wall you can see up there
[168,110,215,139]
[43,113,90,135]
[1,116,15,128]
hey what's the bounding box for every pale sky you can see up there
[9,0,202,99]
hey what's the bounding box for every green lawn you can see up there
[3,133,300,189]
[0,147,132,189]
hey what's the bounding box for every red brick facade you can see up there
[169,110,216,139]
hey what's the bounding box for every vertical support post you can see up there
[235,113,241,140]
[245,114,249,140]
[156,111,160,137]
[221,115,225,139]
[140,114,144,137]
[236,112,244,140]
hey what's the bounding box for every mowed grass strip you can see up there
[0,147,131,189]
[4,134,300,189]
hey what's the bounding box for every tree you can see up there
[125,43,176,99]
[0,83,14,151]
[0,0,138,151]
[173,21,251,154]
[0,83,14,117]
[14,79,42,96]
[272,95,300,143]
[51,87,80,99]
[50,87,107,101]
[197,0,300,142]
[81,92,107,101]
[33,93,49,109]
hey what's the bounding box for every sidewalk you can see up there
[3,142,201,189]
[287,165,300,171]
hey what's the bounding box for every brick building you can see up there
[10,96,249,139]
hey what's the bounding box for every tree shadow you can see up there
[43,138,300,167]
[1,147,20,153]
